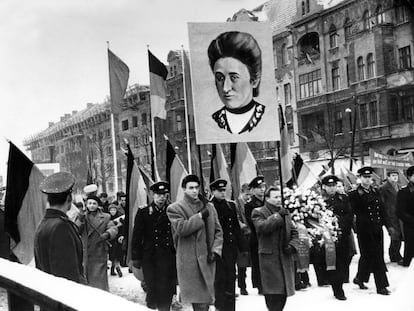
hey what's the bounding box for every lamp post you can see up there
[345,106,357,171]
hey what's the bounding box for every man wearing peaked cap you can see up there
[322,175,353,300]
[348,166,393,295]
[131,180,177,310]
[396,165,414,267]
[244,175,266,294]
[248,175,265,189]
[209,178,246,311]
[357,166,374,176]
[150,181,170,194]
[34,172,86,284]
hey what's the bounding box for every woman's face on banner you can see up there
[213,57,258,110]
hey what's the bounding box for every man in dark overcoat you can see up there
[244,175,265,294]
[252,186,299,311]
[322,175,354,300]
[34,172,86,284]
[379,170,403,263]
[349,167,393,295]
[235,183,251,295]
[131,181,177,311]
[396,166,414,267]
[210,179,246,311]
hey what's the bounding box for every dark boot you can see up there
[116,266,123,277]
[110,265,116,276]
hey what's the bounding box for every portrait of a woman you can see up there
[207,31,265,134]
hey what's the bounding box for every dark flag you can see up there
[108,48,130,115]
[4,142,46,264]
[166,137,187,202]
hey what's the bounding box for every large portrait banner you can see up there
[188,22,280,144]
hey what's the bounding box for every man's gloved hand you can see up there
[100,232,110,241]
[200,208,210,220]
[278,208,289,217]
[132,260,142,269]
[207,252,219,264]
[284,245,296,255]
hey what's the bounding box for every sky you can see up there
[0,0,266,180]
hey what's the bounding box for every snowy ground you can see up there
[1,232,412,310]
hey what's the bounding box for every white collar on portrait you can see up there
[226,106,256,134]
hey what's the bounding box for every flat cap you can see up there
[357,166,374,176]
[321,175,339,186]
[407,166,414,177]
[210,179,227,191]
[248,176,265,189]
[181,174,201,188]
[150,181,170,194]
[40,172,75,194]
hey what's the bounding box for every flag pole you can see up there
[276,141,285,208]
[107,41,119,193]
[197,145,205,195]
[148,45,159,182]
[181,45,192,174]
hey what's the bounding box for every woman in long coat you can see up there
[78,195,118,290]
[252,187,298,311]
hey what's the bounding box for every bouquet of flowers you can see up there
[283,187,340,242]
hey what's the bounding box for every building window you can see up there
[177,87,182,99]
[360,103,368,128]
[139,93,146,101]
[132,116,138,127]
[173,65,177,76]
[376,6,385,24]
[169,89,175,100]
[284,83,291,105]
[133,136,139,148]
[121,119,129,131]
[331,61,340,91]
[301,1,305,15]
[366,53,375,78]
[106,146,112,156]
[281,44,288,65]
[301,112,325,141]
[344,18,352,38]
[299,69,322,99]
[329,25,337,49]
[176,114,183,131]
[306,0,310,13]
[141,113,147,126]
[389,96,400,122]
[395,2,409,24]
[399,46,412,69]
[104,129,110,138]
[334,111,343,134]
[369,101,379,126]
[357,56,365,81]
[363,10,370,30]
[402,96,414,121]
[346,62,350,87]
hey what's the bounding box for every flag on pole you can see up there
[149,50,168,120]
[4,142,47,264]
[209,144,232,200]
[138,166,155,202]
[230,143,258,200]
[124,145,147,267]
[279,105,292,184]
[108,49,130,115]
[166,137,188,202]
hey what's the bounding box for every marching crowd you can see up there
[31,164,414,311]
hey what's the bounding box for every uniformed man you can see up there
[349,167,392,295]
[396,165,414,267]
[210,179,245,311]
[322,175,353,300]
[131,181,176,311]
[34,172,86,284]
[244,175,266,294]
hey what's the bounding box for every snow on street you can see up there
[109,232,413,311]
